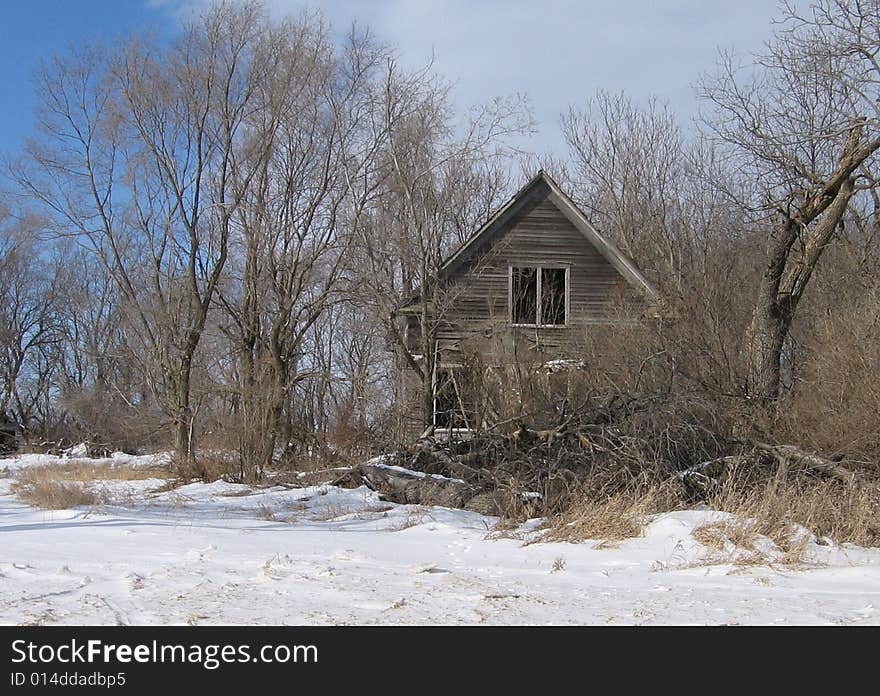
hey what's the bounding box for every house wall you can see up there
[401,364,425,443]
[397,178,652,440]
[436,181,643,360]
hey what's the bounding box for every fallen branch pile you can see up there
[333,393,863,517]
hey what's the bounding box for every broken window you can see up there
[510,266,567,326]
[511,267,538,324]
[433,368,472,430]
[541,268,566,326]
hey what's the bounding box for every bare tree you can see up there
[13,1,278,465]
[562,91,762,397]
[562,92,690,291]
[347,60,532,432]
[51,246,163,448]
[700,0,880,401]
[0,209,62,437]
[217,18,388,479]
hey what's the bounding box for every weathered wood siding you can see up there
[436,181,642,357]
[401,364,425,442]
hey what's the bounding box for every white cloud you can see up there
[153,0,800,155]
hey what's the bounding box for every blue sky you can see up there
[0,1,795,158]
[0,1,175,155]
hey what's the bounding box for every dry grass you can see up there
[15,461,169,483]
[534,456,880,555]
[388,505,431,531]
[485,517,526,540]
[258,502,277,521]
[220,488,261,497]
[10,461,171,510]
[684,471,880,566]
[690,519,773,566]
[692,519,758,553]
[363,503,395,515]
[308,501,357,522]
[12,480,107,509]
[257,500,311,523]
[539,482,681,546]
[174,451,236,482]
[541,494,646,546]
[706,474,880,550]
[307,501,394,523]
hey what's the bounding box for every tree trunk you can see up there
[172,363,195,468]
[746,175,857,402]
[173,409,193,466]
[236,354,285,482]
[745,295,789,401]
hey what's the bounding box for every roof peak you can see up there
[438,169,659,300]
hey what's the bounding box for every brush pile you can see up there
[333,391,862,518]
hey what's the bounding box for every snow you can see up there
[373,462,466,483]
[0,450,170,475]
[1,453,879,625]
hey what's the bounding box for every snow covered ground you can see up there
[1,452,879,625]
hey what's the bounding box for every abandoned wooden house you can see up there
[395,170,661,440]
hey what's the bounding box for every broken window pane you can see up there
[541,267,566,325]
[511,267,538,324]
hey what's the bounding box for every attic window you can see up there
[510,266,567,326]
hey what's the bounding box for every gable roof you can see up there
[397,170,660,313]
[443,170,659,295]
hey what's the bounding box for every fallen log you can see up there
[333,462,480,508]
[751,442,856,484]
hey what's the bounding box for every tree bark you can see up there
[172,360,195,468]
[745,131,866,401]
[745,288,790,402]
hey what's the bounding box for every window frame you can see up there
[508,264,570,328]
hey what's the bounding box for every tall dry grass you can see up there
[705,474,880,549]
[538,467,880,553]
[538,478,683,545]
[10,461,170,510]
